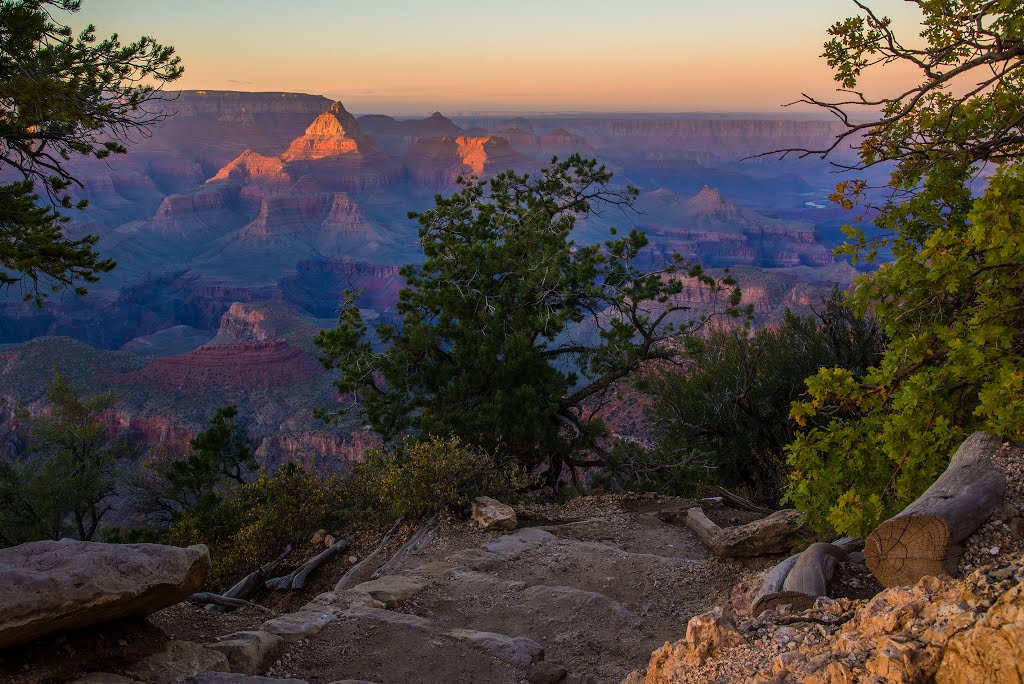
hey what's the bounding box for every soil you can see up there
[0,494,861,684]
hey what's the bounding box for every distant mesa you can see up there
[405,135,531,184]
[281,102,382,161]
[118,340,320,390]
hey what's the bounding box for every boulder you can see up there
[351,575,425,608]
[471,497,518,531]
[127,641,229,684]
[0,540,210,649]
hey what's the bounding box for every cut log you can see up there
[753,543,846,615]
[334,517,403,592]
[708,486,773,515]
[686,507,805,557]
[265,538,348,591]
[865,431,1008,587]
[371,514,437,580]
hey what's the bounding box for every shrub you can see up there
[637,291,883,504]
[168,463,346,590]
[350,435,532,520]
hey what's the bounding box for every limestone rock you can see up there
[127,641,229,684]
[261,610,336,642]
[471,496,518,531]
[204,631,285,676]
[937,582,1024,683]
[188,675,307,684]
[0,540,210,649]
[351,575,425,608]
[482,528,555,555]
[447,629,544,668]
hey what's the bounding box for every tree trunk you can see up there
[753,543,846,616]
[686,506,804,557]
[865,431,1007,587]
[371,514,437,579]
[334,518,403,592]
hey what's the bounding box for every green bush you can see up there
[634,291,883,504]
[350,435,532,520]
[168,463,346,590]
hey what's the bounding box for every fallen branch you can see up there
[206,544,292,614]
[266,538,348,591]
[334,517,403,592]
[371,514,438,580]
[189,593,274,614]
[708,486,772,515]
[686,506,804,557]
[753,542,847,616]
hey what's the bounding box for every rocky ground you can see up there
[627,441,1024,684]
[0,494,779,684]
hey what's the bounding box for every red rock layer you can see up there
[120,341,320,391]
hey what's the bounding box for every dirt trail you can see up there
[262,495,758,684]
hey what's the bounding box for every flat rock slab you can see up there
[188,674,308,684]
[343,605,435,631]
[447,629,544,669]
[261,611,336,642]
[351,575,425,608]
[205,631,284,676]
[72,675,143,684]
[127,640,229,684]
[0,540,210,649]
[482,528,556,556]
[522,585,633,618]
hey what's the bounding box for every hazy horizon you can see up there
[71,0,924,115]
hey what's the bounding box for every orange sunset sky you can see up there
[72,0,924,115]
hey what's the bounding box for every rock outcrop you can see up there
[0,540,210,649]
[118,341,320,391]
[633,555,1024,684]
[281,103,382,161]
[405,135,531,185]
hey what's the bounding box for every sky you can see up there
[70,0,924,116]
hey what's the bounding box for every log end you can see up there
[865,514,951,587]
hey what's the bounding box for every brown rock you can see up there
[351,575,425,609]
[0,540,209,649]
[204,631,285,676]
[471,496,518,531]
[684,608,745,665]
[937,584,1024,683]
[126,640,228,684]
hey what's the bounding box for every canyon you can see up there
[0,90,872,466]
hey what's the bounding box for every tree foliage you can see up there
[317,156,743,484]
[128,405,256,525]
[0,0,182,303]
[168,463,346,590]
[640,290,884,503]
[781,0,1024,536]
[0,371,132,545]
